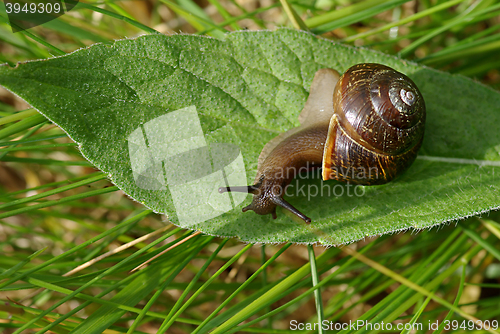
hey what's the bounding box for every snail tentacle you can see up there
[218,185,260,195]
[271,195,311,223]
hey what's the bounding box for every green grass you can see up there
[1,0,500,333]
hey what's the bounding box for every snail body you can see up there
[220,63,426,223]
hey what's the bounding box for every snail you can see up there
[220,63,426,223]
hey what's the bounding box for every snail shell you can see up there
[220,63,426,223]
[323,63,425,184]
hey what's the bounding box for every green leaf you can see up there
[1,29,499,245]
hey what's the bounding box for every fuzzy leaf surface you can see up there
[1,29,499,245]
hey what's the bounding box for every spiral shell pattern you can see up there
[322,63,426,185]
